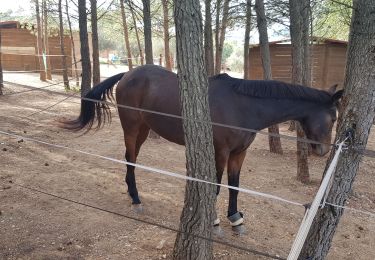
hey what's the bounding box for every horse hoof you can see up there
[213,225,225,237]
[131,204,143,214]
[232,224,247,235]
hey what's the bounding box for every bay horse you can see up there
[62,65,343,228]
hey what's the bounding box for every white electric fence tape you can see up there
[287,141,345,260]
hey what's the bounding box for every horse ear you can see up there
[331,89,344,103]
[328,84,338,94]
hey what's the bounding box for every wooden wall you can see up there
[0,27,72,75]
[249,43,347,90]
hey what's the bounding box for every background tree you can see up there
[142,0,153,64]
[120,0,133,70]
[172,0,217,258]
[289,0,311,183]
[204,0,214,76]
[35,0,47,81]
[300,0,375,258]
[91,0,100,86]
[0,29,3,95]
[255,0,283,154]
[58,0,69,89]
[78,0,92,96]
[65,0,80,88]
[215,0,230,74]
[42,0,52,80]
[161,0,172,70]
[128,0,144,65]
[243,0,252,79]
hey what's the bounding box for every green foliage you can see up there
[313,0,352,40]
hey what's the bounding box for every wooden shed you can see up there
[0,21,72,75]
[248,37,348,90]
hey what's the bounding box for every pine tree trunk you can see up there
[35,0,46,81]
[66,0,80,87]
[162,0,172,71]
[243,0,252,79]
[172,0,217,259]
[78,0,91,97]
[142,0,153,65]
[90,0,100,86]
[128,0,144,66]
[43,0,52,80]
[120,0,133,70]
[300,1,375,258]
[215,0,229,74]
[289,0,310,183]
[58,0,69,89]
[204,0,214,76]
[255,0,283,155]
[0,30,3,95]
[214,0,221,74]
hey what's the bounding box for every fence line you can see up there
[3,181,285,260]
[2,80,375,158]
[1,129,374,219]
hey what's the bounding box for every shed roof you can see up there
[250,36,348,48]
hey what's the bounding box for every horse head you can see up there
[300,85,344,156]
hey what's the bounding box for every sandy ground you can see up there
[0,71,374,260]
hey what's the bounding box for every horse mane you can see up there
[210,73,332,104]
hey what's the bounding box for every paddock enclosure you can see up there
[0,71,374,259]
[248,38,347,91]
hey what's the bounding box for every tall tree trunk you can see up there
[142,0,153,65]
[300,1,375,258]
[66,0,79,87]
[162,0,172,70]
[289,0,311,183]
[243,0,251,79]
[173,0,217,259]
[204,0,214,76]
[120,0,133,70]
[58,0,69,89]
[78,0,92,97]
[214,0,221,74]
[128,0,144,65]
[90,0,100,86]
[35,0,46,81]
[215,0,230,74]
[43,0,52,80]
[0,30,3,95]
[255,0,283,155]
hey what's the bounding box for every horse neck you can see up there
[252,99,320,129]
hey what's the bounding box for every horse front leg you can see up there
[213,150,228,235]
[227,150,247,233]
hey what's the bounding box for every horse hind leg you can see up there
[124,125,150,208]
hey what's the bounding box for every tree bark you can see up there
[255,0,283,155]
[214,0,221,74]
[289,0,311,183]
[78,0,92,97]
[35,0,46,81]
[172,0,217,259]
[243,0,252,79]
[300,1,375,258]
[90,0,100,86]
[142,0,153,65]
[204,0,214,76]
[0,30,3,95]
[215,0,230,74]
[66,0,80,87]
[58,0,69,89]
[128,0,144,66]
[162,0,172,71]
[42,0,52,80]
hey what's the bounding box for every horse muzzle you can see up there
[312,144,330,156]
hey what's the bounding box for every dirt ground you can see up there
[0,73,374,260]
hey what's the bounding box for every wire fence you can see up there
[1,78,375,259]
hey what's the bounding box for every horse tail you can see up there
[61,72,125,131]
